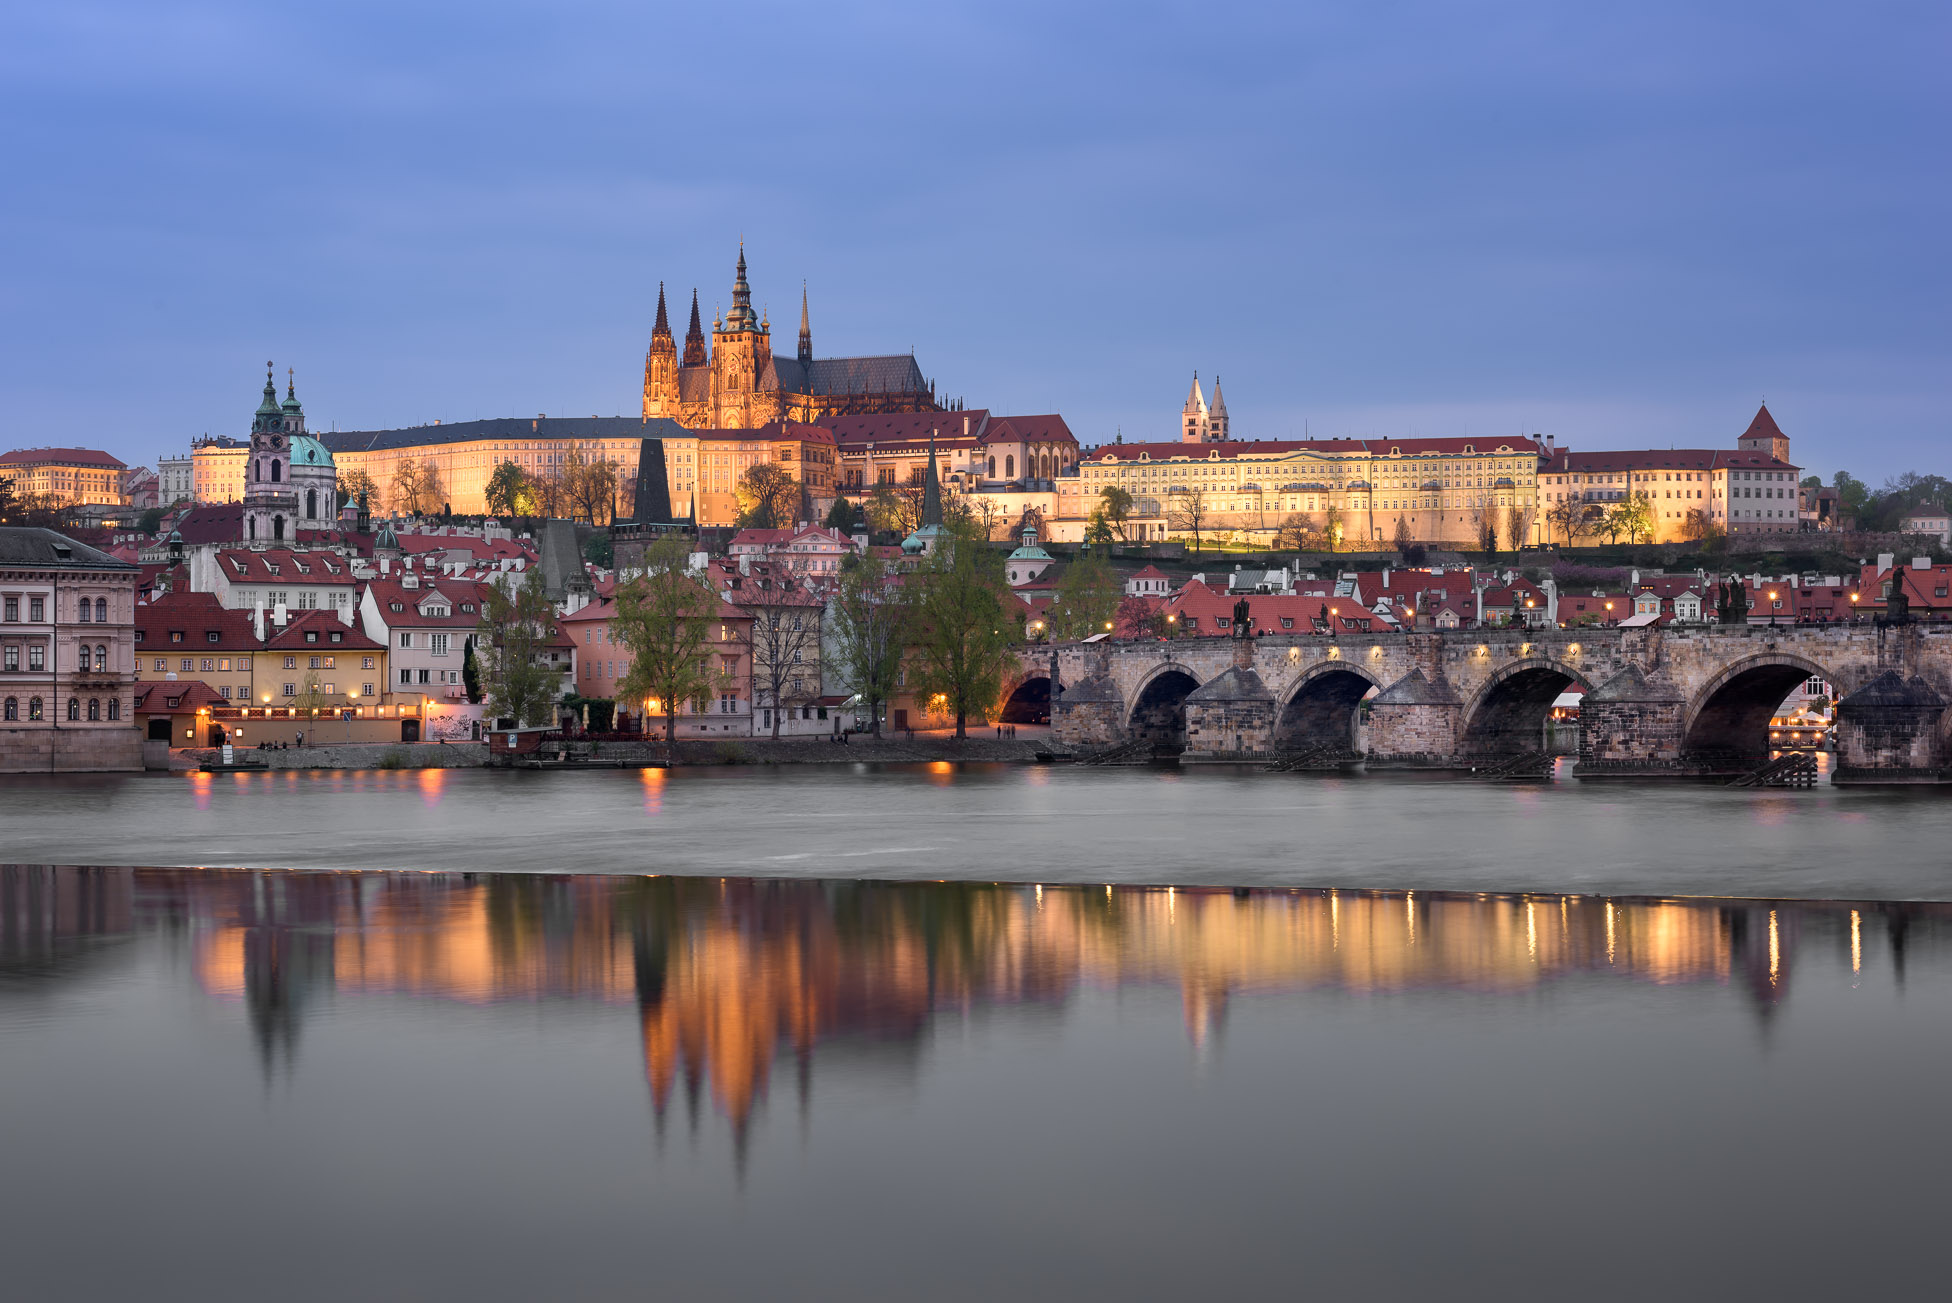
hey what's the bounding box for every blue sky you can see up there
[2,1,1946,482]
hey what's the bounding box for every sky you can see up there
[2,1,1946,482]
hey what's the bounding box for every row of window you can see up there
[399,668,458,685]
[3,645,46,671]
[3,597,47,622]
[3,697,121,721]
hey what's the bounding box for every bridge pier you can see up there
[1577,664,1688,778]
[1051,649,1125,750]
[1182,641,1276,761]
[1365,668,1466,769]
[1833,671,1950,784]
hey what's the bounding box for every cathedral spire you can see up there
[921,427,942,529]
[253,361,281,433]
[653,281,671,339]
[797,282,812,366]
[726,243,756,331]
[682,289,706,367]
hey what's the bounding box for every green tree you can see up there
[1833,471,1870,520]
[908,523,1014,739]
[137,506,166,535]
[736,461,804,530]
[1323,504,1344,553]
[614,537,723,753]
[1083,506,1113,544]
[485,460,529,518]
[462,636,482,704]
[1604,492,1654,545]
[1096,484,1134,542]
[1049,548,1122,640]
[824,496,858,533]
[831,551,910,738]
[1392,513,1413,560]
[583,531,613,568]
[477,569,559,727]
[865,482,921,536]
[337,468,379,511]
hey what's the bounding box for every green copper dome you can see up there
[289,435,334,468]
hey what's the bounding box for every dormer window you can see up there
[330,631,343,642]
[389,601,404,612]
[206,631,219,643]
[170,631,183,643]
[460,603,475,613]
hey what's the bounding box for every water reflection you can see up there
[6,865,1948,1148]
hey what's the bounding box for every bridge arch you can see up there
[1275,662,1382,752]
[1683,652,1836,761]
[1462,656,1593,756]
[998,674,1051,724]
[1128,661,1202,754]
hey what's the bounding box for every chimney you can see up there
[251,603,265,642]
[1877,552,1894,573]
[274,600,288,628]
[1914,556,1931,571]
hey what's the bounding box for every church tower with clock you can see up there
[243,363,338,543]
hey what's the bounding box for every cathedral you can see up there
[243,364,337,542]
[641,247,943,429]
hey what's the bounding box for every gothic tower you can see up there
[710,245,770,427]
[682,288,707,368]
[642,282,680,420]
[797,283,812,367]
[1208,375,1229,442]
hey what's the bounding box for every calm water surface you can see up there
[3,763,1951,898]
[4,866,1949,1300]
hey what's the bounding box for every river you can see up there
[2,762,1950,899]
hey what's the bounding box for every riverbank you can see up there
[167,734,1049,770]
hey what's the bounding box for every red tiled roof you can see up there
[264,610,384,651]
[214,548,358,584]
[1741,404,1786,442]
[1540,449,1796,473]
[134,591,260,648]
[1164,580,1385,634]
[0,446,128,468]
[819,410,989,450]
[132,680,228,713]
[364,578,493,627]
[978,414,1077,447]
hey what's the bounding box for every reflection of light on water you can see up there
[418,768,446,807]
[1406,891,1415,946]
[1851,909,1862,974]
[1768,909,1781,983]
[1034,883,1043,908]
[1606,901,1616,963]
[928,761,953,786]
[1330,890,1339,949]
[639,766,665,814]
[1526,901,1537,960]
[190,771,212,811]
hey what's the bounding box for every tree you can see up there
[1473,507,1499,556]
[1603,492,1654,545]
[136,506,166,535]
[391,459,444,516]
[1504,504,1535,553]
[1169,489,1211,553]
[1115,594,1169,639]
[1083,506,1114,544]
[1323,504,1345,554]
[1274,513,1315,551]
[583,531,613,568]
[1392,514,1413,560]
[563,443,620,524]
[824,496,859,533]
[907,523,1014,740]
[736,572,823,739]
[1545,497,1584,546]
[461,636,482,704]
[477,568,559,727]
[338,468,379,511]
[484,460,529,518]
[0,484,68,529]
[832,551,910,737]
[968,495,1003,541]
[1048,548,1122,640]
[1833,470,1870,521]
[614,537,724,753]
[866,482,920,536]
[1096,484,1134,542]
[736,461,804,530]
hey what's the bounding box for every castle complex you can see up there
[640,247,942,429]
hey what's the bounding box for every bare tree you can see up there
[735,567,824,738]
[1504,503,1535,552]
[1168,488,1210,553]
[563,442,621,524]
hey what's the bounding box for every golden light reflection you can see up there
[190,771,212,811]
[417,768,446,807]
[640,765,666,814]
[71,871,1906,1149]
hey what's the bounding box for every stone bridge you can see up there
[999,625,1952,783]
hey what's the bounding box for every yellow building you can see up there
[1061,435,1545,546]
[0,446,128,508]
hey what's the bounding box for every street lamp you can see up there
[1768,590,1778,627]
[346,691,359,743]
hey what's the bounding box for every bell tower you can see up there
[710,245,770,427]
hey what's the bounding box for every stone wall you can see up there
[0,726,143,774]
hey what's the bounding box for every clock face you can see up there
[271,437,283,449]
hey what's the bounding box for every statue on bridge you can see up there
[1716,580,1750,626]
[1887,565,1911,624]
[1232,597,1254,638]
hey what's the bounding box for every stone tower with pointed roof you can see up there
[1737,403,1790,462]
[1208,376,1229,441]
[1182,373,1209,442]
[640,246,939,429]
